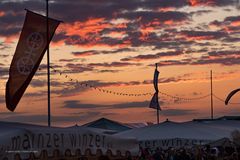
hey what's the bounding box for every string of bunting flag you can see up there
[48,66,153,97]
[158,91,210,101]
[213,94,240,105]
[47,66,211,101]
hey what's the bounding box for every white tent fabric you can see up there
[116,120,240,149]
[0,121,138,159]
[82,118,131,132]
[124,122,148,129]
[67,125,119,135]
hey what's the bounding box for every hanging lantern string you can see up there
[213,94,240,105]
[45,66,213,101]
[48,66,152,97]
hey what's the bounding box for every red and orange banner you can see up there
[6,10,60,111]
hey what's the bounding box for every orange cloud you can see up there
[164,20,174,25]
[139,26,155,41]
[115,23,128,29]
[230,21,240,27]
[223,26,240,33]
[146,18,184,28]
[55,18,133,48]
[51,40,65,47]
[106,31,126,39]
[188,0,215,6]
[158,7,175,12]
[60,18,112,37]
[2,34,18,43]
[0,11,5,17]
[141,26,154,34]
[72,41,130,49]
[72,51,97,57]
[186,35,215,40]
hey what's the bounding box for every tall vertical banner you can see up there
[6,10,60,111]
[149,67,161,110]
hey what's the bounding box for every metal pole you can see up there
[46,0,51,127]
[210,70,213,120]
[156,63,159,124]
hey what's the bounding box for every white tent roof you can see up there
[82,118,131,132]
[124,122,149,129]
[67,124,119,134]
[117,120,240,141]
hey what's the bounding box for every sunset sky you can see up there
[1,0,240,126]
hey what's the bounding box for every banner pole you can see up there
[155,63,159,124]
[210,70,213,120]
[46,0,51,127]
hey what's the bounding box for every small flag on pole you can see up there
[149,64,161,110]
[5,10,60,111]
[150,92,160,110]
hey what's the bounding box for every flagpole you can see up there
[46,0,51,127]
[210,70,213,120]
[156,63,159,124]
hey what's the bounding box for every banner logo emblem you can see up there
[17,57,34,75]
[27,32,44,51]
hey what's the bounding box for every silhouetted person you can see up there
[98,155,110,160]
